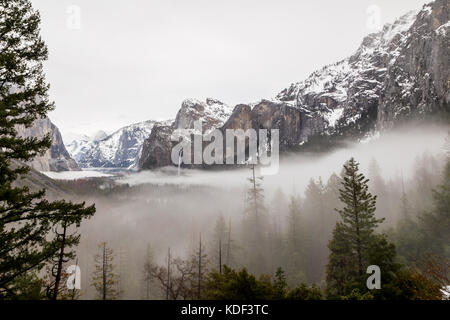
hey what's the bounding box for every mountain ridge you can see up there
[138,0,449,170]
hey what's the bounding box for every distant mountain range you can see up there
[138,0,449,169]
[66,119,173,169]
[24,0,449,172]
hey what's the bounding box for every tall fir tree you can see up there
[0,0,95,297]
[326,158,386,297]
[243,165,268,275]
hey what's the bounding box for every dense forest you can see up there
[0,0,449,300]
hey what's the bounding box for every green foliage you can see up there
[204,266,322,300]
[286,284,323,300]
[273,267,288,299]
[341,289,374,300]
[3,271,45,300]
[326,158,392,298]
[0,0,95,298]
[371,268,443,300]
[204,266,274,300]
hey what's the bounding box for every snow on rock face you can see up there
[378,0,450,126]
[139,0,450,170]
[68,119,173,168]
[174,98,233,131]
[275,8,425,136]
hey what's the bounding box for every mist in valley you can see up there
[71,124,448,299]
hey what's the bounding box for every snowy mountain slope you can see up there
[276,0,448,136]
[173,98,234,131]
[68,119,173,168]
[138,0,449,170]
[276,9,420,136]
[138,98,233,169]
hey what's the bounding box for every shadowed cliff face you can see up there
[378,0,450,126]
[138,1,450,170]
[16,117,80,172]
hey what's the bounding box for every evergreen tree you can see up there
[273,267,288,299]
[91,242,120,300]
[45,202,95,300]
[336,158,384,276]
[243,165,268,274]
[0,0,95,297]
[325,223,354,298]
[326,158,387,297]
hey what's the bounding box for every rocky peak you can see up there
[174,98,233,131]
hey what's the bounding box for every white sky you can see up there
[31,0,428,138]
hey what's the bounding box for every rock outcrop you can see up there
[16,117,80,172]
[378,0,450,126]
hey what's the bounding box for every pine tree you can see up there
[91,242,120,300]
[243,165,268,274]
[45,202,95,300]
[337,158,384,276]
[245,165,267,225]
[273,267,288,299]
[326,158,386,297]
[326,223,354,298]
[0,0,95,297]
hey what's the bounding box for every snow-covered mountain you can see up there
[173,98,234,131]
[276,2,448,135]
[138,0,449,170]
[138,98,234,169]
[67,119,173,169]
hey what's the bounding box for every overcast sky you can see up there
[31,0,428,138]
